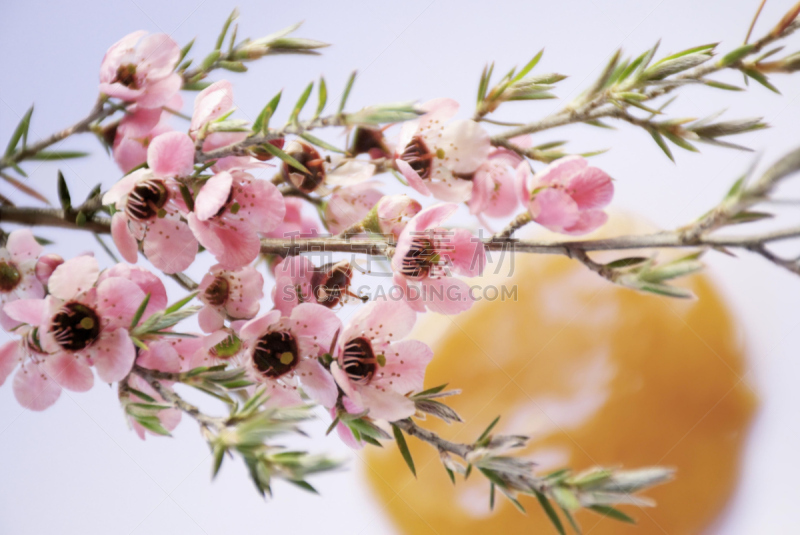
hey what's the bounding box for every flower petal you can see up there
[142,215,198,273]
[7,229,42,262]
[569,166,614,210]
[90,328,136,383]
[297,359,338,408]
[0,341,21,386]
[43,352,94,392]
[358,385,416,421]
[3,298,47,326]
[375,339,433,394]
[48,256,99,300]
[147,131,195,178]
[240,310,282,341]
[111,213,139,263]
[528,188,580,233]
[13,361,61,411]
[195,172,233,221]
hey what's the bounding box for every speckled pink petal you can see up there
[136,73,182,109]
[147,131,195,178]
[528,188,580,233]
[234,174,286,234]
[191,80,234,132]
[3,298,47,326]
[373,339,432,394]
[90,328,135,383]
[297,359,337,408]
[0,341,21,386]
[437,119,491,175]
[290,303,342,352]
[7,229,42,262]
[568,166,614,210]
[97,277,146,331]
[421,277,473,315]
[198,305,225,333]
[194,172,233,221]
[358,384,415,421]
[447,228,485,278]
[111,213,139,264]
[344,300,416,348]
[48,255,99,300]
[187,215,259,270]
[395,158,432,197]
[564,209,608,236]
[43,352,94,392]
[13,361,61,411]
[142,216,198,273]
[103,169,147,206]
[240,310,282,341]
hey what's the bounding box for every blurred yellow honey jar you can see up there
[364,213,756,534]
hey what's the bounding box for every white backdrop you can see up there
[2,0,800,533]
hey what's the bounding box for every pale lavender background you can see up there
[2,0,800,533]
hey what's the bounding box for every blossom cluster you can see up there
[1,29,615,447]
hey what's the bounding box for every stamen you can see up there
[51,303,101,351]
[126,179,169,222]
[399,136,434,179]
[0,261,21,292]
[342,337,378,385]
[253,331,299,378]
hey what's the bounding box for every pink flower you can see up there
[104,132,198,273]
[391,203,486,315]
[112,94,183,173]
[266,197,321,240]
[6,256,143,388]
[272,257,357,314]
[324,181,383,234]
[99,31,182,108]
[238,304,341,408]
[0,229,48,331]
[126,336,202,439]
[330,301,432,421]
[394,98,490,202]
[0,325,93,411]
[98,263,168,320]
[187,170,285,269]
[197,264,264,333]
[373,194,421,240]
[518,156,614,235]
[468,148,522,219]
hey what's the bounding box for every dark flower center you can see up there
[401,236,438,279]
[342,337,378,385]
[399,135,434,180]
[253,331,299,378]
[126,179,169,222]
[52,303,101,352]
[204,276,229,307]
[284,143,326,193]
[351,127,389,158]
[114,64,139,88]
[0,261,21,292]
[311,261,353,308]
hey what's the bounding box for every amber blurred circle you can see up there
[363,215,757,534]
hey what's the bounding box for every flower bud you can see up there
[350,127,390,159]
[282,140,326,193]
[363,195,422,240]
[248,138,285,161]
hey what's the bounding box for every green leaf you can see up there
[289,82,314,124]
[57,171,71,211]
[638,281,694,299]
[135,415,171,436]
[215,8,239,50]
[212,443,226,478]
[445,465,456,485]
[489,483,496,510]
[127,387,157,403]
[704,80,744,91]
[392,424,416,477]
[561,507,582,534]
[338,71,357,114]
[605,257,649,269]
[742,68,781,94]
[130,293,151,329]
[179,183,195,212]
[164,292,198,314]
[5,105,33,157]
[178,38,195,64]
[663,131,699,152]
[588,504,636,524]
[286,479,319,494]
[414,383,448,397]
[513,49,544,82]
[257,141,309,173]
[477,63,492,105]
[477,416,500,442]
[315,77,327,118]
[647,128,674,162]
[253,91,282,135]
[299,132,344,154]
[200,50,221,72]
[218,60,247,72]
[652,43,717,65]
[534,490,566,535]
[718,43,756,67]
[183,81,212,91]
[28,151,89,160]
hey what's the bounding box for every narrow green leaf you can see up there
[560,507,582,534]
[743,68,781,94]
[647,128,674,162]
[414,383,449,397]
[513,49,544,82]
[299,132,344,154]
[445,465,456,485]
[325,415,341,436]
[338,71,357,114]
[588,504,636,524]
[253,91,282,135]
[652,43,717,65]
[200,50,221,72]
[179,183,195,212]
[286,479,319,494]
[477,63,490,105]
[257,141,310,173]
[663,131,699,152]
[585,119,615,129]
[127,387,157,403]
[605,257,649,269]
[489,483,496,510]
[718,43,756,67]
[704,80,744,91]
[183,81,212,91]
[5,105,33,157]
[215,8,239,51]
[478,416,501,442]
[57,171,71,211]
[315,77,327,118]
[28,151,89,160]
[638,281,694,299]
[289,82,314,124]
[135,415,171,436]
[534,490,566,535]
[392,424,416,477]
[212,444,226,478]
[218,60,247,72]
[178,38,195,64]
[130,293,151,329]
[164,291,198,314]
